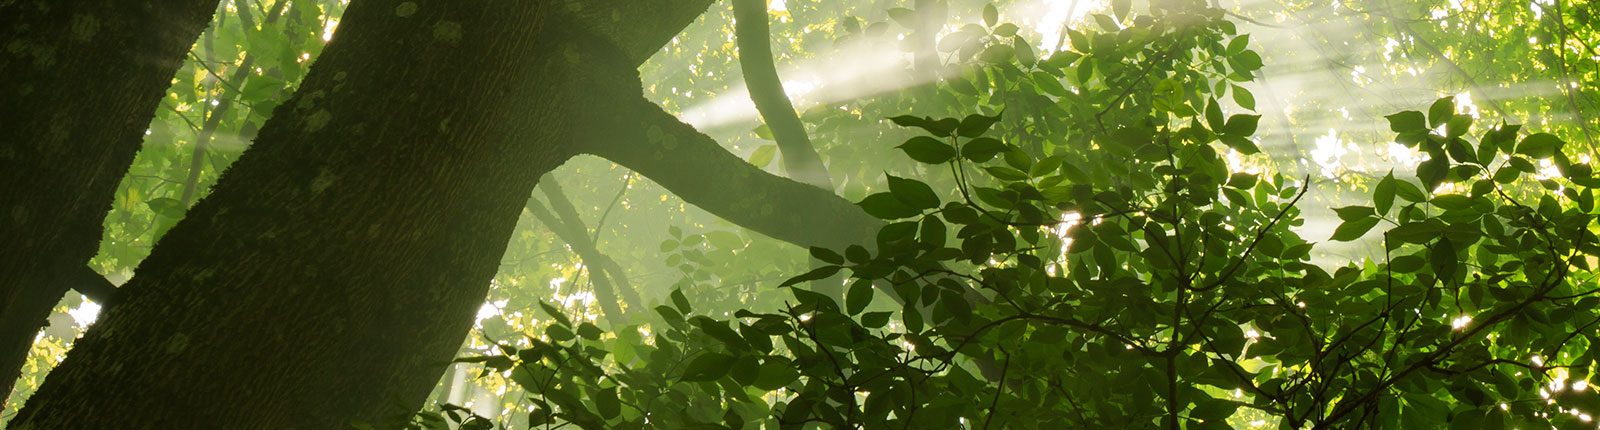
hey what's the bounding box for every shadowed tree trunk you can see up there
[9,0,657,426]
[0,0,220,403]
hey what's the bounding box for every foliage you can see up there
[417,1,1600,429]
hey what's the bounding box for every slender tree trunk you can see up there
[733,0,831,189]
[0,0,220,404]
[733,0,846,298]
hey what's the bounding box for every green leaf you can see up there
[858,192,923,219]
[1227,173,1258,189]
[146,197,187,218]
[749,145,776,168]
[886,8,916,28]
[1031,155,1064,177]
[983,166,1030,181]
[595,387,620,419]
[1386,111,1427,133]
[1389,255,1425,273]
[1394,179,1427,202]
[992,23,1019,37]
[1375,171,1397,215]
[961,137,1007,162]
[1231,84,1256,110]
[1205,98,1225,131]
[1219,135,1259,154]
[886,175,941,209]
[845,245,870,263]
[1222,114,1260,136]
[919,216,947,248]
[846,279,874,315]
[1032,71,1068,97]
[1227,34,1250,55]
[983,4,998,27]
[1428,97,1455,128]
[1449,408,1485,430]
[1446,137,1477,164]
[979,45,1014,63]
[576,323,603,340]
[754,360,800,390]
[809,247,844,264]
[1330,216,1380,241]
[860,311,892,329]
[1430,194,1473,210]
[1417,158,1448,192]
[546,324,575,342]
[898,136,957,164]
[888,115,929,129]
[1190,397,1238,421]
[1516,133,1563,158]
[729,356,758,383]
[680,352,734,381]
[1430,237,1457,281]
[691,316,748,351]
[1228,50,1262,73]
[780,265,841,288]
[671,289,692,314]
[1445,114,1472,138]
[538,301,572,327]
[957,113,1002,138]
[1333,205,1375,221]
[1013,38,1036,66]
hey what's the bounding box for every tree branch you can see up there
[581,98,882,252]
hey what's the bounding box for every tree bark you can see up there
[0,0,221,404]
[11,1,602,427]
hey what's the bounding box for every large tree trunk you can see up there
[12,0,716,426]
[0,0,220,403]
[14,1,565,427]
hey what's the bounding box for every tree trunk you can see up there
[11,1,588,426]
[14,0,718,425]
[0,0,220,403]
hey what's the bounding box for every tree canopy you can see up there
[2,0,1598,429]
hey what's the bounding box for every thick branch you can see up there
[565,1,719,65]
[582,99,881,252]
